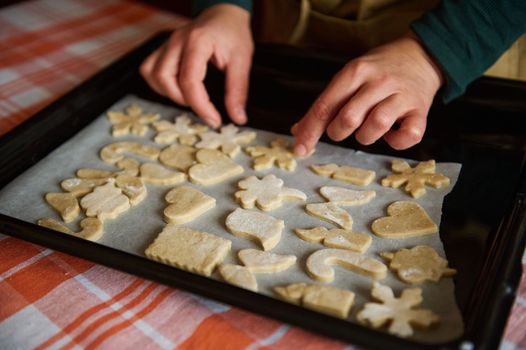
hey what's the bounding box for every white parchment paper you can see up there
[0,95,464,344]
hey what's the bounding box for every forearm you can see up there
[411,0,526,102]
[192,0,252,16]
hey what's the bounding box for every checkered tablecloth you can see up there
[0,1,525,349]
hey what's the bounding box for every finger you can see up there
[140,49,166,97]
[224,52,252,125]
[354,94,405,145]
[153,41,188,105]
[292,63,367,155]
[383,109,427,150]
[326,82,392,142]
[179,40,222,128]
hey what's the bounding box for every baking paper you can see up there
[0,95,463,343]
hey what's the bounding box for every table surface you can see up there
[0,1,525,349]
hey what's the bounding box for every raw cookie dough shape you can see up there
[371,201,438,239]
[153,114,208,145]
[100,142,160,164]
[381,159,450,198]
[76,168,114,179]
[235,174,306,211]
[195,123,256,157]
[225,208,284,251]
[145,225,231,276]
[163,186,216,224]
[245,138,301,172]
[294,227,372,253]
[45,192,80,223]
[115,174,147,206]
[306,248,387,282]
[80,179,130,220]
[357,282,439,337]
[159,144,197,171]
[273,283,307,304]
[107,103,160,137]
[273,283,354,318]
[319,186,376,206]
[61,178,107,197]
[63,174,146,206]
[116,158,141,176]
[37,217,104,241]
[218,264,258,292]
[380,245,457,284]
[238,249,296,273]
[305,203,353,230]
[310,163,375,186]
[140,163,186,185]
[188,149,244,185]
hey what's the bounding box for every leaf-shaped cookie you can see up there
[305,202,353,230]
[319,186,376,206]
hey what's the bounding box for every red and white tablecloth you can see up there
[0,1,525,349]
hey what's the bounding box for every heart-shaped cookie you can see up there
[371,201,437,238]
[188,149,244,185]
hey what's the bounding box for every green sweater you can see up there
[192,0,526,102]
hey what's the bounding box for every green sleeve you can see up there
[192,0,252,16]
[411,0,526,103]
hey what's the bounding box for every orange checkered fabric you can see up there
[0,1,525,349]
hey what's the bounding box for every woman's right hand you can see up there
[140,4,253,128]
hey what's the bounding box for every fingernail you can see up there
[291,123,299,134]
[206,117,220,129]
[294,143,307,156]
[236,107,247,125]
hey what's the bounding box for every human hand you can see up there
[291,32,444,155]
[140,4,253,128]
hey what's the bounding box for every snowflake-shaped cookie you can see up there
[357,282,439,337]
[235,174,306,211]
[245,139,302,171]
[152,114,208,145]
[380,245,457,284]
[195,124,256,157]
[381,159,450,198]
[107,103,160,137]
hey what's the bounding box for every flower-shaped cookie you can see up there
[107,103,159,137]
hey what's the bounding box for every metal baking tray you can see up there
[1,32,525,350]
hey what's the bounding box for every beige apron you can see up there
[253,0,526,81]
